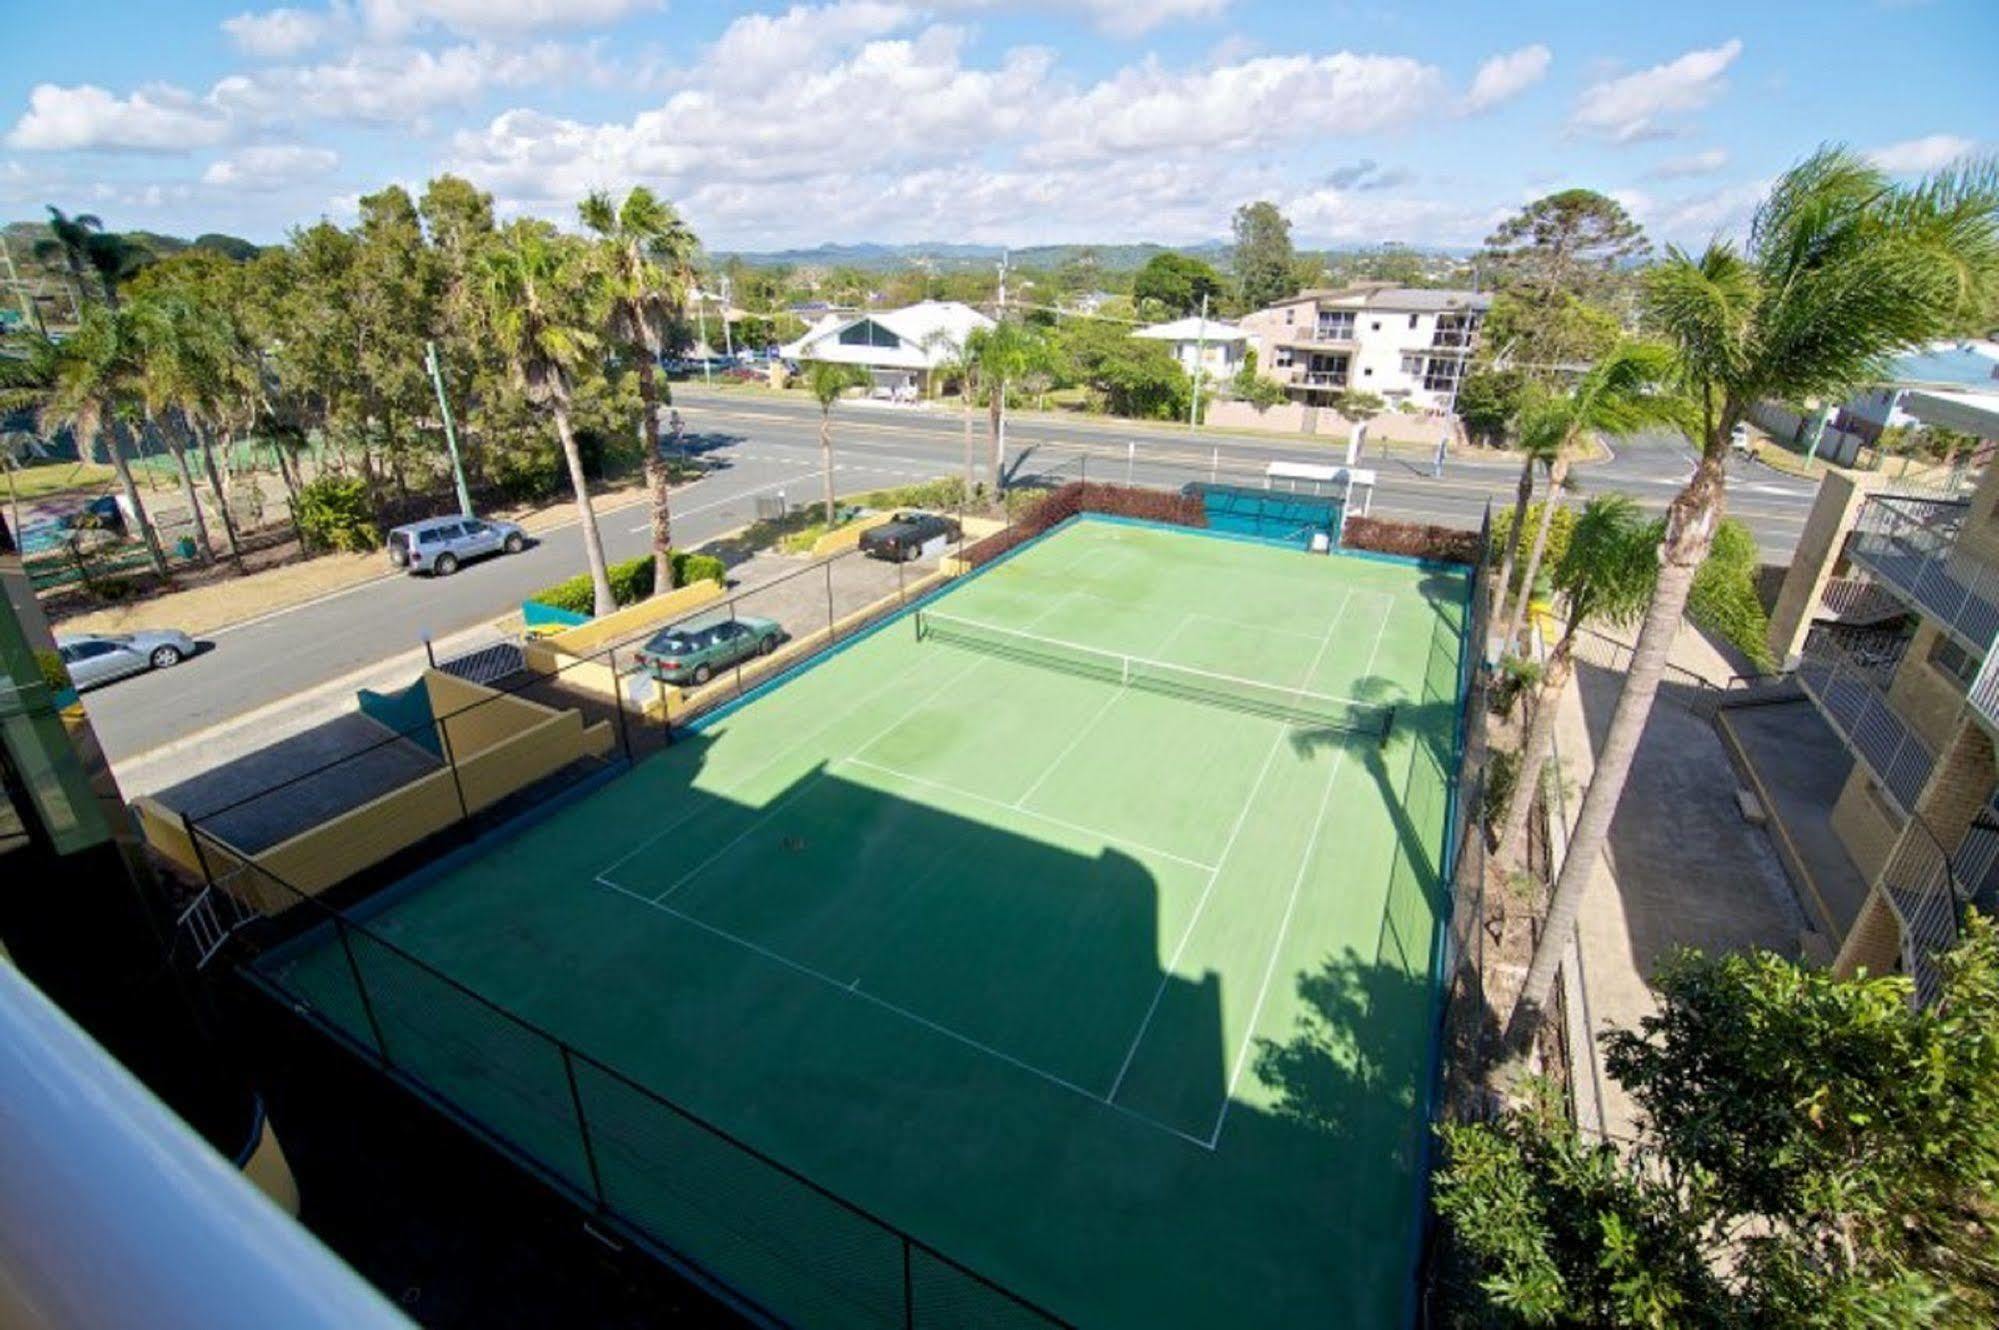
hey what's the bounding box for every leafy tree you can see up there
[1456,367,1531,446]
[1488,388,1560,640]
[1441,915,1999,1327]
[581,186,696,592]
[1506,149,1999,1055]
[190,233,260,261]
[129,290,228,565]
[803,360,869,523]
[1329,389,1385,421]
[1229,349,1290,410]
[1481,289,1624,379]
[1477,190,1650,308]
[33,206,152,311]
[1132,253,1226,317]
[480,220,616,615]
[1231,201,1299,311]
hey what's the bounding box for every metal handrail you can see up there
[1795,623,1934,813]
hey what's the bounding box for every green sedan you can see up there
[635,615,786,685]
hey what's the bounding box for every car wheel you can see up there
[693,663,712,685]
[503,532,525,554]
[759,635,778,656]
[434,553,459,576]
[149,645,183,669]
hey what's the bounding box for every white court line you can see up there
[1009,613,1193,812]
[592,536,1114,883]
[1104,589,1363,1104]
[1055,586,1329,645]
[842,757,1217,876]
[1205,596,1399,1150]
[592,875,1215,1151]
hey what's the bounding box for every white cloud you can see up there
[1621,178,1771,244]
[221,6,344,59]
[1647,147,1728,179]
[1866,133,1977,173]
[1571,38,1741,143]
[209,42,605,126]
[6,83,231,152]
[928,0,1229,39]
[1285,185,1504,247]
[1460,44,1550,114]
[1030,51,1446,164]
[698,2,915,89]
[202,144,339,190]
[356,0,659,40]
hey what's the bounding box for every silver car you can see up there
[56,629,198,689]
[387,515,528,576]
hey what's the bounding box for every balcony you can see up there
[1794,622,1934,814]
[1294,370,1349,390]
[1279,323,1357,349]
[1879,809,1998,1006]
[1423,330,1477,352]
[1847,493,1999,730]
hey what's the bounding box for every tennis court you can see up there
[262,515,1471,1328]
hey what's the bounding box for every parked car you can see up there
[634,616,785,685]
[387,515,528,575]
[1729,422,1753,456]
[56,629,197,689]
[859,511,962,563]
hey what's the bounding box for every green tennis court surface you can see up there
[266,517,1470,1328]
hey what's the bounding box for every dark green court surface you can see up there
[265,518,1470,1328]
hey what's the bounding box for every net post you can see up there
[334,917,392,1067]
[436,705,472,821]
[1380,704,1396,748]
[901,1239,915,1330]
[561,1043,609,1211]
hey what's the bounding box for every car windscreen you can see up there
[647,635,694,654]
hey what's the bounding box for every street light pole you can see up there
[1188,291,1209,429]
[424,340,474,518]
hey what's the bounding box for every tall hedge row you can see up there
[527,550,727,616]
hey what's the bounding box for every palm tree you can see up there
[36,309,170,578]
[921,329,979,502]
[967,321,1044,495]
[1503,148,1999,1054]
[34,207,104,312]
[131,291,243,566]
[1488,393,1559,645]
[1496,496,1659,865]
[480,221,616,616]
[803,360,867,525]
[1500,342,1685,657]
[580,187,696,593]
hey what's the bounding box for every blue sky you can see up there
[4,1,1994,253]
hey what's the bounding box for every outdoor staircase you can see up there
[175,883,258,970]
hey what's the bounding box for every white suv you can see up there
[387,515,528,576]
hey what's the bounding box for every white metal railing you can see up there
[1297,370,1348,388]
[1818,577,1905,624]
[1877,807,1997,1007]
[1849,493,1999,731]
[1795,623,1934,813]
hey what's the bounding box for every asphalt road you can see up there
[78,388,1818,762]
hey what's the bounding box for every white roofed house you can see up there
[1131,317,1249,378]
[779,300,996,398]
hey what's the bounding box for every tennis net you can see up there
[914,609,1395,742]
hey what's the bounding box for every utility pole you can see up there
[424,341,475,518]
[695,289,713,385]
[1189,291,1209,429]
[719,275,736,362]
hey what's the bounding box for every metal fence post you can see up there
[435,708,472,821]
[610,646,634,765]
[561,1044,609,1211]
[902,1241,915,1330]
[180,811,217,890]
[825,558,837,641]
[334,918,393,1066]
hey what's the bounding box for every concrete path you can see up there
[1547,622,1807,1140]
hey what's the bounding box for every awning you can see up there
[1901,389,1999,438]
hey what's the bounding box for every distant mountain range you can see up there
[712,238,1475,273]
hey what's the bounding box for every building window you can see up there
[837,319,898,349]
[1273,346,1294,368]
[1400,354,1423,376]
[1370,321,1381,331]
[1284,309,1294,325]
[1928,633,1981,692]
[1409,314,1419,329]
[1363,367,1373,376]
[1314,311,1355,340]
[1422,357,1464,392]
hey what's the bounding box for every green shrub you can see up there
[849,476,967,510]
[527,550,727,615]
[294,476,378,553]
[1490,501,1578,600]
[1689,518,1776,671]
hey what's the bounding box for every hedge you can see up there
[957,481,1206,568]
[1341,515,1482,565]
[527,550,727,616]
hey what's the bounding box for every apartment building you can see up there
[1763,387,1999,1002]
[1236,283,1490,410]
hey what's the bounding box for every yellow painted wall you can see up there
[424,670,560,758]
[1885,621,1969,754]
[130,796,202,878]
[543,578,725,656]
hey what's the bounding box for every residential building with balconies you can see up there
[1236,283,1490,410]
[1756,387,1999,1003]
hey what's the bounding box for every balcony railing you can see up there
[1296,370,1348,389]
[1818,577,1906,626]
[1281,323,1355,348]
[1795,622,1933,813]
[1879,808,1997,1006]
[1426,331,1477,351]
[1848,493,1999,732]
